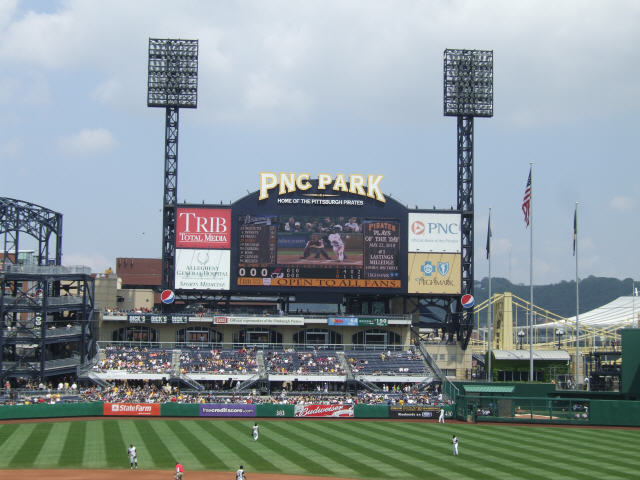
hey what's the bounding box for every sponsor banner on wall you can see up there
[408,253,461,294]
[389,405,440,419]
[294,404,354,417]
[328,317,388,327]
[213,316,304,326]
[327,317,358,326]
[199,404,256,417]
[126,314,191,324]
[175,249,230,290]
[176,208,231,249]
[103,403,161,416]
[408,213,461,253]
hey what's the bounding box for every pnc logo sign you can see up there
[411,221,425,235]
[408,213,461,253]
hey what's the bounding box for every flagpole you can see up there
[487,207,492,382]
[529,163,534,382]
[575,202,580,389]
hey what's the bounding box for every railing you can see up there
[2,265,91,275]
[97,341,409,351]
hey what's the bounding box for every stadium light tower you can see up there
[147,38,199,290]
[443,49,493,349]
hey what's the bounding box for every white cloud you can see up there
[609,196,635,211]
[0,137,23,158]
[1,1,639,126]
[62,252,111,274]
[57,128,117,157]
[0,0,17,30]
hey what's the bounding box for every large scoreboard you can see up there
[174,174,461,296]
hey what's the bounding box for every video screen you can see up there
[236,214,401,289]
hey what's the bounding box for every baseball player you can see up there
[236,465,247,479]
[300,235,330,260]
[327,229,345,261]
[252,422,259,441]
[175,462,184,480]
[452,435,459,456]
[128,443,138,469]
[438,406,445,423]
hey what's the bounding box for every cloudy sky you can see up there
[1,0,639,285]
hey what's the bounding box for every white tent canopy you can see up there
[534,295,639,332]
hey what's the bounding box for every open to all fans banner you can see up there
[294,404,354,417]
[103,403,161,416]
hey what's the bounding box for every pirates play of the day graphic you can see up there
[407,253,461,294]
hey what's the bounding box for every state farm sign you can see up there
[176,208,231,249]
[103,403,161,416]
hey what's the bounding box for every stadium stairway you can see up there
[169,349,204,391]
[76,351,111,389]
[337,351,354,380]
[234,350,268,392]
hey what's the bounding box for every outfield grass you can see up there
[1,419,639,479]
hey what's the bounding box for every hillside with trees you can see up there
[473,276,636,319]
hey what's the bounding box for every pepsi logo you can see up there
[461,294,474,309]
[161,289,175,304]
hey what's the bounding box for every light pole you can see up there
[147,38,199,291]
[556,328,564,350]
[443,49,493,350]
[518,330,525,350]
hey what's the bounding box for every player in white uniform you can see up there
[328,230,345,261]
[252,423,259,441]
[452,435,459,456]
[438,406,445,423]
[128,444,138,469]
[236,465,246,479]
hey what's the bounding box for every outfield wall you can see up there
[1,400,639,425]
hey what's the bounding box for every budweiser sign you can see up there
[294,404,354,418]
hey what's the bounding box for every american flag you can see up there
[522,169,532,227]
[573,207,577,256]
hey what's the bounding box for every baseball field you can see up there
[0,418,639,479]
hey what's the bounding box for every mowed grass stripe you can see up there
[284,421,390,479]
[8,422,54,468]
[32,422,71,468]
[473,425,638,476]
[226,421,333,476]
[0,424,21,454]
[409,423,607,480]
[197,421,280,473]
[165,420,227,470]
[190,421,244,466]
[103,420,128,467]
[326,421,491,480]
[490,426,640,476]
[58,420,86,466]
[213,421,299,475]
[83,420,108,468]
[453,426,603,480]
[133,420,175,469]
[0,424,36,468]
[363,422,531,480]
[265,421,360,477]
[301,421,436,480]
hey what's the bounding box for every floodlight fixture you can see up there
[443,49,493,117]
[148,38,199,108]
